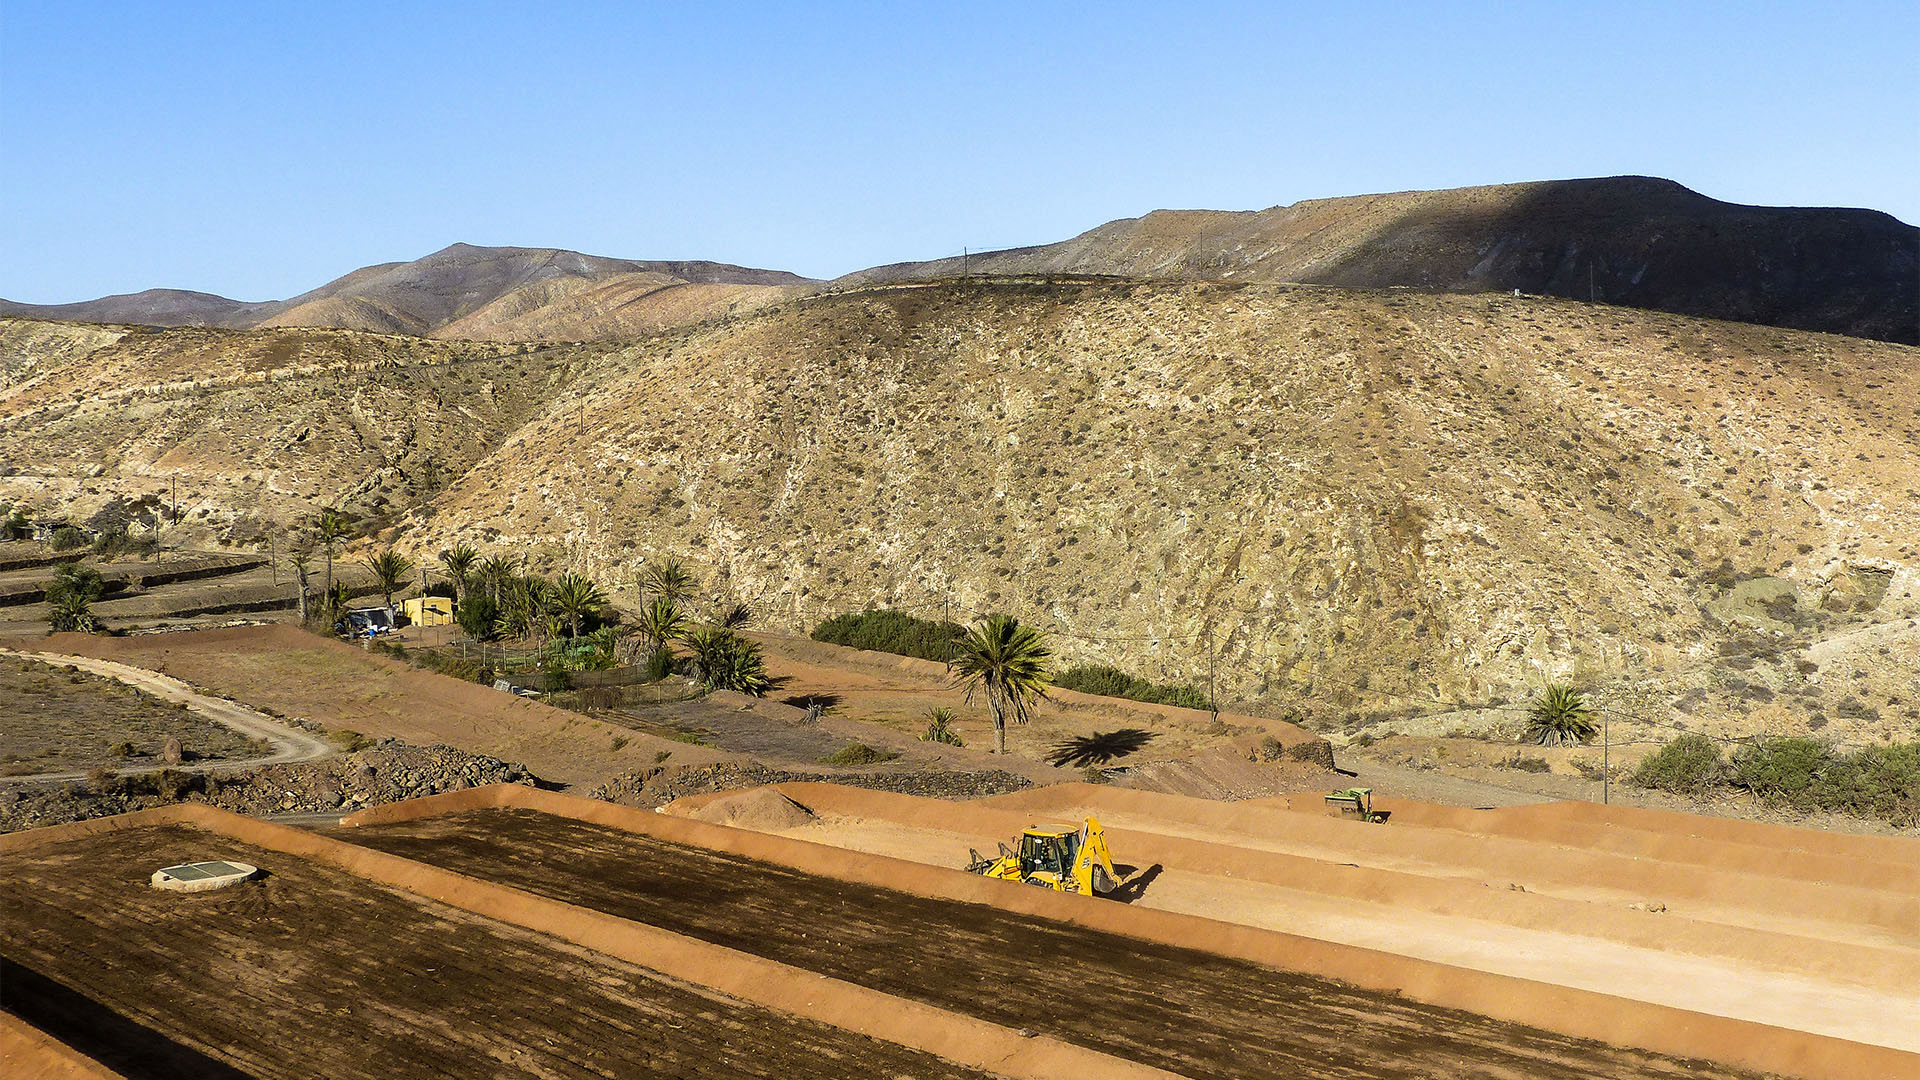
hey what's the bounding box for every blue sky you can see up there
[3,2,1914,302]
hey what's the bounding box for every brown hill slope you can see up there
[836,177,1919,344]
[256,243,809,339]
[399,280,1919,742]
[0,317,595,538]
[429,270,799,342]
[0,244,812,342]
[4,282,1916,747]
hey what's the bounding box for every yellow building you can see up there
[401,596,455,627]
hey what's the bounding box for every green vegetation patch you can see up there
[1053,663,1210,710]
[811,610,964,662]
[820,742,900,767]
[1632,733,1920,825]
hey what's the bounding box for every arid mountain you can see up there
[0,288,282,328]
[0,244,812,342]
[6,278,1915,749]
[835,177,1919,344]
[255,244,810,339]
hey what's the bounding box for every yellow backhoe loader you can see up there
[965,818,1118,896]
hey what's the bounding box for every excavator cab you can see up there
[967,819,1117,896]
[1016,826,1080,886]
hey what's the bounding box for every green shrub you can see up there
[641,645,673,682]
[811,610,964,662]
[919,708,964,746]
[1633,734,1724,795]
[329,730,373,752]
[1814,743,1920,823]
[48,526,86,552]
[820,742,900,767]
[1727,736,1830,811]
[1721,737,1920,825]
[1053,663,1210,709]
[153,768,197,801]
[456,593,500,640]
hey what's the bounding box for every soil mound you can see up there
[684,787,818,830]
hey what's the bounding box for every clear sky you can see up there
[3,1,1914,303]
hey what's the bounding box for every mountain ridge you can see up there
[4,177,1914,343]
[0,243,815,342]
[833,177,1919,344]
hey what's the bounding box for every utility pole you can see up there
[1206,624,1219,726]
[1603,708,1611,805]
[963,247,969,278]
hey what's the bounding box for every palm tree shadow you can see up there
[1106,863,1163,905]
[782,692,839,710]
[1047,728,1157,768]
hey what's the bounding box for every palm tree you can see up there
[46,564,106,633]
[494,574,553,642]
[314,508,348,597]
[1525,684,1597,747]
[324,581,352,623]
[638,596,687,653]
[920,708,964,746]
[364,549,414,612]
[550,572,607,638]
[475,554,512,606]
[48,590,100,633]
[289,547,313,623]
[438,543,478,604]
[684,627,770,696]
[639,558,697,605]
[952,614,1052,754]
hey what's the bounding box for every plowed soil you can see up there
[344,808,1771,1080]
[0,823,992,1080]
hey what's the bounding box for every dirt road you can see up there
[0,649,333,783]
[39,626,727,790]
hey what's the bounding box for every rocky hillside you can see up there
[5,279,1917,748]
[837,178,1919,345]
[0,244,812,343]
[0,317,599,540]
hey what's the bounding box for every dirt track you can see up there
[0,823,994,1080]
[0,649,334,783]
[40,625,727,789]
[343,807,1772,1080]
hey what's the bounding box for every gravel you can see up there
[0,744,537,833]
[589,762,1032,808]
